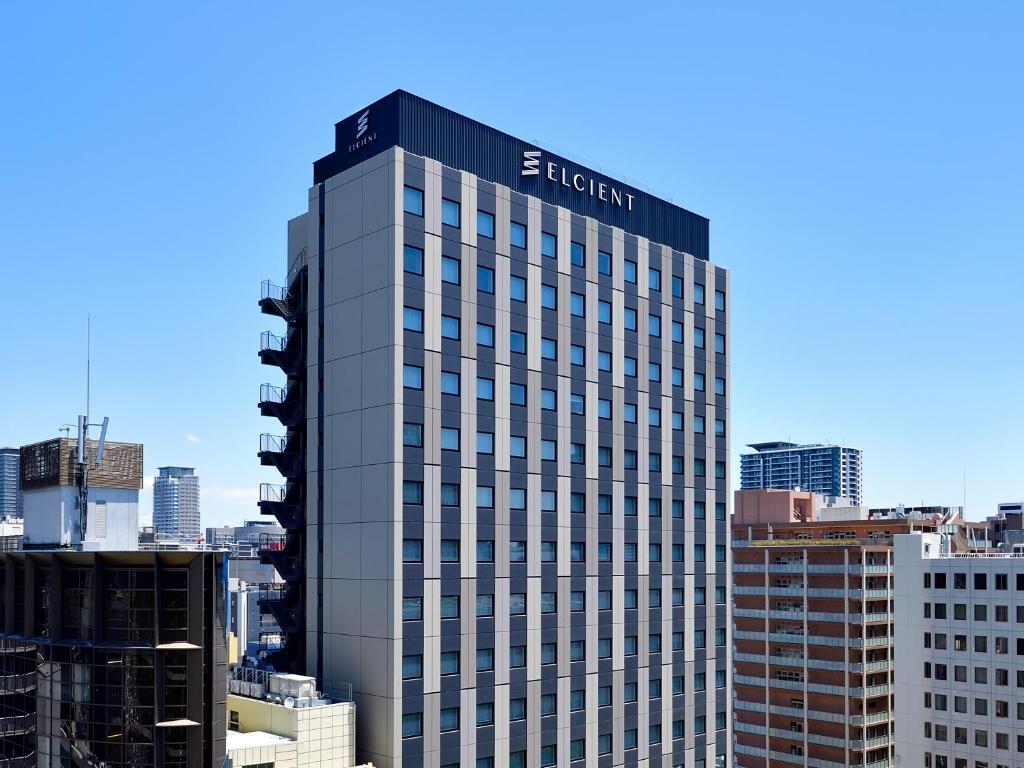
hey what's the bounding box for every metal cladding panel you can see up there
[313,90,710,260]
[20,438,144,490]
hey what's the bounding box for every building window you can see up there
[441,198,460,227]
[541,232,557,258]
[403,244,424,275]
[695,327,705,349]
[649,267,661,291]
[695,283,705,305]
[403,186,424,216]
[598,300,611,324]
[541,338,557,360]
[715,289,725,311]
[540,693,557,715]
[402,481,423,504]
[510,331,526,354]
[510,275,526,301]
[441,255,460,285]
[624,307,637,330]
[509,645,526,668]
[402,422,423,447]
[440,539,460,563]
[440,315,460,340]
[402,597,422,621]
[440,483,460,505]
[570,241,585,267]
[478,265,495,294]
[570,292,585,317]
[440,595,459,619]
[570,640,584,661]
[440,706,459,732]
[541,283,557,310]
[440,371,460,395]
[477,323,495,347]
[598,250,612,275]
[476,702,494,726]
[402,654,422,679]
[402,712,423,738]
[510,221,526,248]
[400,539,422,563]
[403,306,423,332]
[476,594,494,617]
[624,259,637,283]
[715,333,726,354]
[477,210,495,238]
[440,427,460,451]
[477,377,495,401]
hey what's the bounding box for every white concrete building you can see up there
[225,669,373,768]
[894,532,1024,768]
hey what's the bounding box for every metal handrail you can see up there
[258,533,287,552]
[261,280,288,302]
[259,434,288,454]
[259,483,287,503]
[260,383,287,404]
[260,331,287,352]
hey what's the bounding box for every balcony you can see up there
[258,433,303,479]
[258,533,303,583]
[0,673,34,695]
[0,714,34,737]
[0,753,35,768]
[258,383,303,429]
[259,330,304,376]
[259,280,295,320]
[258,586,303,635]
[258,483,304,530]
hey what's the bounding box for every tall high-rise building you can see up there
[258,90,731,768]
[154,466,201,541]
[0,447,21,520]
[740,442,862,506]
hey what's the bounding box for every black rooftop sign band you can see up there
[313,90,709,260]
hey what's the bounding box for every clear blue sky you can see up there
[2,3,1021,526]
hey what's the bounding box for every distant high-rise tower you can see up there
[740,441,862,505]
[153,466,200,541]
[0,448,21,519]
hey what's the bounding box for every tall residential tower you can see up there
[258,91,731,768]
[153,466,201,541]
[0,448,21,519]
[740,442,862,506]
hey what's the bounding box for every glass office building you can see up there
[259,90,730,768]
[0,550,226,768]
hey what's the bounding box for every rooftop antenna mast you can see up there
[76,315,109,545]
